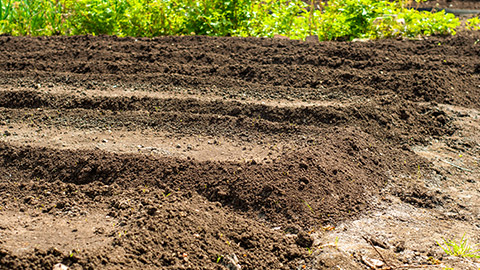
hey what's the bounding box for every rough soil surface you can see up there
[422,0,480,10]
[0,30,479,269]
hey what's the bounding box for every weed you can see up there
[466,17,480,31]
[417,164,422,181]
[301,199,315,214]
[437,233,480,258]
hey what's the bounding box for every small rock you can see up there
[361,256,384,268]
[94,227,105,235]
[23,196,34,204]
[52,263,69,270]
[223,253,241,270]
[299,177,309,185]
[176,144,181,149]
[118,220,127,227]
[3,130,11,136]
[102,139,108,143]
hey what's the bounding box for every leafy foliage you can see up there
[0,0,65,35]
[0,0,463,40]
[466,17,480,31]
[317,0,459,40]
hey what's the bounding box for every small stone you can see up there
[361,256,384,268]
[102,139,108,143]
[23,196,34,204]
[299,177,309,185]
[176,144,181,149]
[94,227,105,235]
[52,263,69,270]
[223,253,241,270]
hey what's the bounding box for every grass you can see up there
[301,199,315,214]
[0,0,461,40]
[437,233,480,259]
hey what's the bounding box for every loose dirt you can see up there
[0,29,479,269]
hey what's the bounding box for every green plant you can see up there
[437,233,480,258]
[0,0,12,21]
[118,0,181,37]
[466,17,480,31]
[237,0,312,39]
[0,0,66,35]
[316,0,459,40]
[301,199,315,213]
[65,0,129,35]
[0,0,461,40]
[177,0,251,36]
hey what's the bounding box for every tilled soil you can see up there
[0,31,479,269]
[422,0,480,9]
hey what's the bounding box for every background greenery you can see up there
[0,0,463,40]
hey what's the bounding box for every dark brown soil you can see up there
[0,29,479,269]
